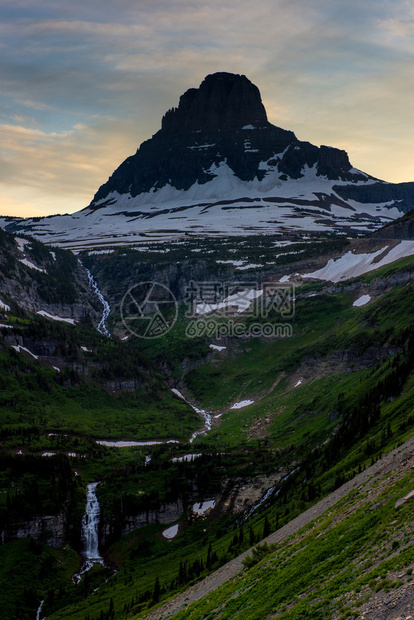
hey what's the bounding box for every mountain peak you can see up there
[161,72,269,135]
[12,72,414,246]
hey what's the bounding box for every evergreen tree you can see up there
[206,542,212,569]
[263,516,270,538]
[152,576,160,603]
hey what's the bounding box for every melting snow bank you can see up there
[78,259,111,337]
[162,524,179,539]
[172,388,212,443]
[37,310,76,324]
[97,439,179,448]
[193,500,215,515]
[353,294,371,307]
[303,241,414,283]
[15,237,31,253]
[230,399,254,410]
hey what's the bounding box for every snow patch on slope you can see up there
[19,258,46,273]
[162,524,179,539]
[303,241,414,283]
[196,288,263,315]
[0,299,10,312]
[7,161,402,249]
[11,345,38,359]
[353,295,371,307]
[230,399,254,409]
[193,500,215,515]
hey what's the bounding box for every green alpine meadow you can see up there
[2,216,414,619]
[2,71,414,620]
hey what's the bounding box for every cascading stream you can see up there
[241,466,301,523]
[171,388,212,442]
[78,259,111,337]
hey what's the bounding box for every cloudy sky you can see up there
[1,0,413,218]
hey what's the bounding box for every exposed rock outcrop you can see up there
[100,500,184,546]
[121,500,184,537]
[1,512,67,548]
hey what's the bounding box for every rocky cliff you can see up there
[100,500,184,547]
[0,228,101,324]
[0,512,67,548]
[335,181,414,214]
[91,72,359,204]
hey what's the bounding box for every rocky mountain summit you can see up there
[92,72,359,203]
[5,72,414,248]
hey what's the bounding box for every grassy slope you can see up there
[2,229,414,619]
[0,321,200,445]
[0,539,79,620]
[40,254,414,620]
[169,456,414,620]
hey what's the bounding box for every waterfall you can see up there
[36,599,44,620]
[73,482,103,583]
[36,483,104,611]
[240,467,300,523]
[82,482,103,561]
[78,259,111,337]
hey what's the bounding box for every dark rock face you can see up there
[1,512,67,548]
[372,209,414,239]
[161,72,269,134]
[318,146,352,180]
[89,72,360,206]
[335,182,414,213]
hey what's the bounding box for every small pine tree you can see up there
[249,525,255,546]
[263,516,270,538]
[206,542,212,568]
[152,576,160,603]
